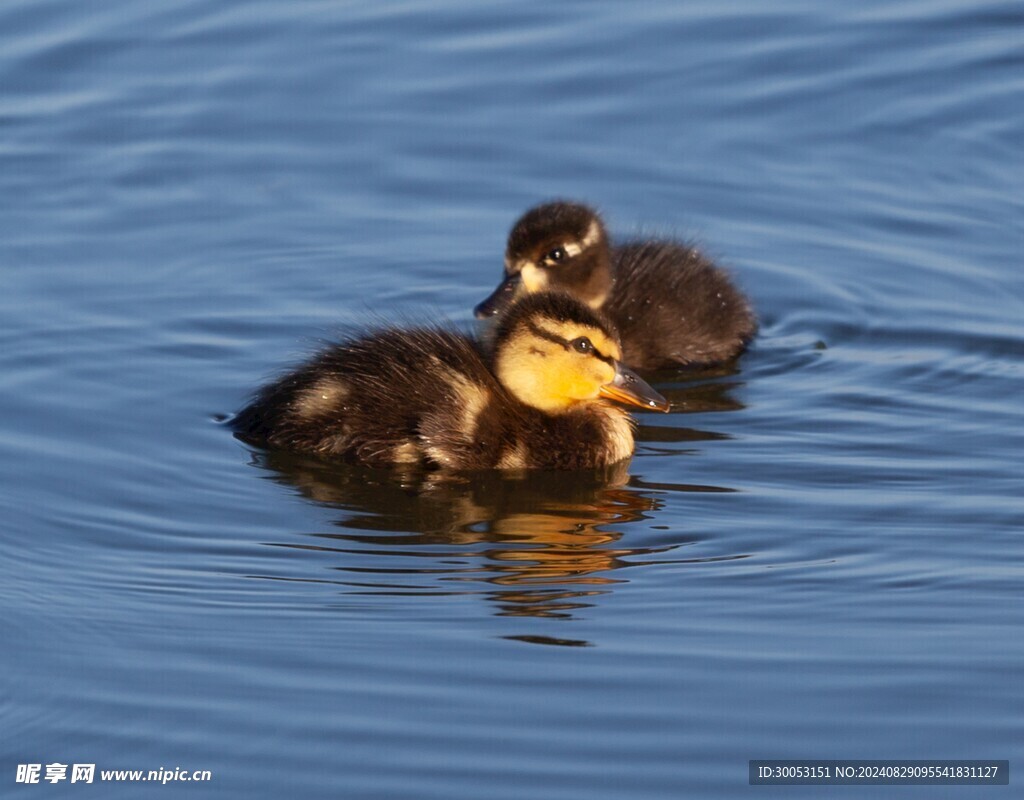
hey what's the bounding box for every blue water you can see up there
[2,0,1022,797]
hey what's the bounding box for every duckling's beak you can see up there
[599,363,670,412]
[474,273,521,318]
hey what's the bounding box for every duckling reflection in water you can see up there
[235,292,669,470]
[246,451,666,620]
[475,200,756,371]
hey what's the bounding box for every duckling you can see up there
[234,292,668,471]
[474,201,756,371]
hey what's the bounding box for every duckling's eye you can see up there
[544,247,567,264]
[570,337,593,354]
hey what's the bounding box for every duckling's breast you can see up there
[586,404,635,465]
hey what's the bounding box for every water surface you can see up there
[2,0,1022,797]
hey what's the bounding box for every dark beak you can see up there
[599,363,670,412]
[474,273,522,319]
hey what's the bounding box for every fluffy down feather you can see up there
[607,240,755,370]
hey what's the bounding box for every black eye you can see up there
[571,337,593,354]
[545,247,567,264]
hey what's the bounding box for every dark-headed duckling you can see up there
[475,200,756,371]
[234,292,668,470]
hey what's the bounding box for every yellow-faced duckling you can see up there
[234,292,669,470]
[475,200,756,371]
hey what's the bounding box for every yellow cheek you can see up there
[548,362,611,402]
[520,263,548,293]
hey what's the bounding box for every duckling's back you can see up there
[607,240,756,370]
[234,328,497,467]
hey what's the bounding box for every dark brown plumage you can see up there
[475,200,757,371]
[234,292,667,471]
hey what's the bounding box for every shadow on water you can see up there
[647,359,747,418]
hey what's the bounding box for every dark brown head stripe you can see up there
[525,319,614,365]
